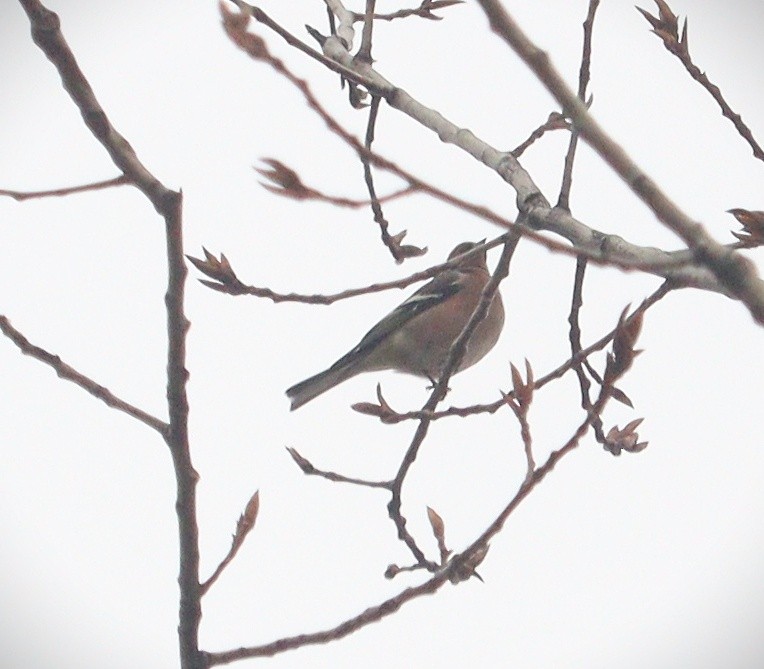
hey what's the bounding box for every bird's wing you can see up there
[326,268,467,372]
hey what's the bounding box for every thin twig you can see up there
[567,259,605,442]
[190,237,501,301]
[203,567,452,665]
[557,0,599,210]
[350,0,464,23]
[356,0,376,63]
[559,2,601,425]
[0,175,128,201]
[362,95,421,260]
[201,490,260,596]
[255,157,415,209]
[19,1,170,208]
[463,379,613,561]
[162,192,202,669]
[637,1,764,162]
[511,111,570,158]
[287,447,392,489]
[0,315,168,435]
[576,0,599,99]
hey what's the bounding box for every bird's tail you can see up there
[286,364,355,410]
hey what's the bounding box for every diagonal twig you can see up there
[188,238,501,301]
[511,111,570,158]
[201,491,260,595]
[287,448,392,489]
[350,0,463,23]
[637,0,764,163]
[0,315,168,435]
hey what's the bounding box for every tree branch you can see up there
[287,447,392,489]
[0,175,128,201]
[18,2,202,667]
[204,568,452,665]
[230,1,742,297]
[475,0,764,324]
[0,315,168,435]
[637,0,764,163]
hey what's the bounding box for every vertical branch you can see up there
[576,0,600,101]
[163,192,204,669]
[362,96,407,261]
[558,0,599,210]
[357,0,377,63]
[561,1,604,441]
[568,258,604,442]
[17,3,204,666]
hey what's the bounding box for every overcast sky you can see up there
[2,1,764,668]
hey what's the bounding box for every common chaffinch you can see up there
[286,241,505,410]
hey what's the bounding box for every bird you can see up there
[286,241,505,410]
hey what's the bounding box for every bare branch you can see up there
[637,0,764,162]
[255,158,416,209]
[461,390,607,562]
[476,0,764,324]
[230,1,744,296]
[161,188,200,669]
[18,0,174,210]
[204,568,452,665]
[362,96,426,261]
[356,0,376,63]
[352,0,464,23]
[567,259,605,443]
[189,238,501,302]
[201,491,260,595]
[287,447,392,489]
[557,0,600,211]
[0,315,168,435]
[18,3,201,666]
[511,111,571,158]
[0,175,128,201]
[577,0,600,100]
